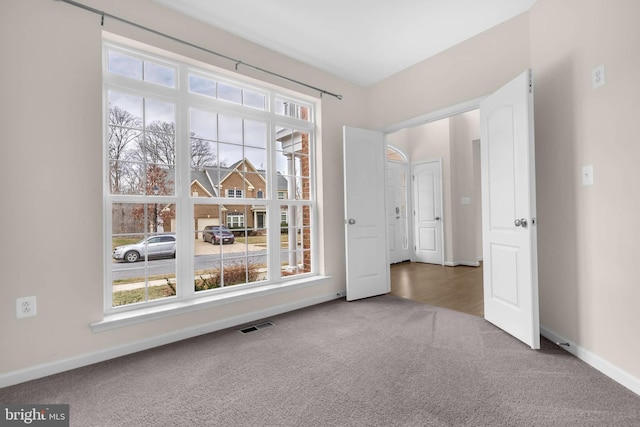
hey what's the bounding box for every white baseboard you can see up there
[445,261,480,267]
[540,326,640,397]
[0,292,342,388]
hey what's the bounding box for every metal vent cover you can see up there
[240,321,274,334]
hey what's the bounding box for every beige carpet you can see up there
[2,295,640,426]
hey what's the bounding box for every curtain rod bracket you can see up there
[101,13,104,26]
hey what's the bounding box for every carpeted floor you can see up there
[2,295,640,426]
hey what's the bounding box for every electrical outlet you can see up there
[16,296,37,319]
[582,165,594,186]
[592,64,606,89]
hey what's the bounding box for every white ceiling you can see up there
[153,0,537,87]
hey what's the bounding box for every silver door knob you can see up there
[348,218,356,225]
[514,218,528,228]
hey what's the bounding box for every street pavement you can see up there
[113,239,267,291]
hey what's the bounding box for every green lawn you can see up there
[112,273,175,286]
[236,234,300,247]
[112,284,175,306]
[234,235,266,245]
[112,236,142,250]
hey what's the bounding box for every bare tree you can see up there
[142,121,176,167]
[108,105,141,194]
[134,121,218,169]
[190,136,217,168]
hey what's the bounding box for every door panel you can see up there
[343,126,390,301]
[488,107,517,229]
[418,228,437,251]
[481,69,539,349]
[489,244,519,306]
[413,161,443,265]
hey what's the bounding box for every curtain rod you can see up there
[55,0,344,100]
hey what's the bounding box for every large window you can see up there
[104,41,317,312]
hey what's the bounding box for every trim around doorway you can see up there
[382,96,485,135]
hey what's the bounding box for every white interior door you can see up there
[387,161,411,264]
[480,69,539,349]
[413,160,444,265]
[343,126,390,301]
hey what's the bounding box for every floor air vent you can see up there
[240,321,274,334]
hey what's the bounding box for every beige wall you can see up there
[449,111,481,265]
[530,0,640,378]
[3,0,640,388]
[0,0,366,376]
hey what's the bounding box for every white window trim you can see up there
[92,275,332,333]
[102,36,320,320]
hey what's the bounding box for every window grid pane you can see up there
[280,204,312,276]
[111,203,177,307]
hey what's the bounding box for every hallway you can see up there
[389,262,484,317]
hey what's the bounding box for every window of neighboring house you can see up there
[280,210,287,225]
[104,41,318,314]
[227,213,244,228]
[226,189,243,198]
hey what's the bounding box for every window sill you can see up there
[91,275,332,333]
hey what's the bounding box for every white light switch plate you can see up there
[582,165,594,186]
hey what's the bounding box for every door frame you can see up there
[386,145,413,264]
[383,97,484,268]
[383,97,485,134]
[383,99,484,287]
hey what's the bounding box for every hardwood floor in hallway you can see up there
[390,262,484,317]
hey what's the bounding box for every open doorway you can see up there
[386,109,484,316]
[386,146,412,264]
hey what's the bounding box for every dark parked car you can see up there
[113,234,176,263]
[203,226,235,244]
